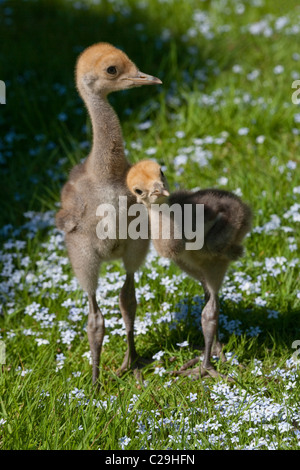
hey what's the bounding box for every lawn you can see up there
[0,0,300,450]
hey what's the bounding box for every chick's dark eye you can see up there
[134,188,143,195]
[107,66,117,75]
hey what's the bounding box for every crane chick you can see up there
[56,44,162,386]
[127,160,252,379]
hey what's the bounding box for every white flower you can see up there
[278,422,293,433]
[60,328,77,345]
[56,353,66,362]
[136,120,152,130]
[35,338,50,346]
[24,302,41,316]
[285,381,296,390]
[294,430,300,439]
[246,427,256,436]
[176,340,189,347]
[254,297,267,307]
[233,188,243,197]
[154,366,166,376]
[119,436,131,449]
[232,64,243,74]
[235,3,245,14]
[275,17,289,31]
[294,113,300,123]
[72,371,82,377]
[188,392,197,402]
[247,70,260,81]
[145,147,157,156]
[286,160,297,170]
[248,20,273,37]
[273,65,284,75]
[208,420,222,431]
[174,155,188,167]
[238,127,249,136]
[82,351,92,364]
[175,130,186,139]
[253,214,281,234]
[69,388,85,399]
[17,367,33,376]
[217,176,228,185]
[283,203,300,222]
[256,135,265,144]
[289,243,297,252]
[152,350,165,361]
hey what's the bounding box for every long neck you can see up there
[84,93,129,179]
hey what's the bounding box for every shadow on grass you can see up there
[143,290,300,365]
[0,0,243,228]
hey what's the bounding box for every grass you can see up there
[1,0,300,450]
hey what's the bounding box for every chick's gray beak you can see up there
[125,70,162,85]
[151,188,170,197]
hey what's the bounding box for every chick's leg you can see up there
[117,272,152,380]
[118,273,139,373]
[65,233,104,386]
[87,294,105,385]
[173,260,231,380]
[200,292,221,376]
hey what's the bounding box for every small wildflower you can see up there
[176,340,189,347]
[152,350,165,361]
[238,127,249,136]
[256,135,265,144]
[188,392,197,402]
[119,436,131,449]
[273,65,284,75]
